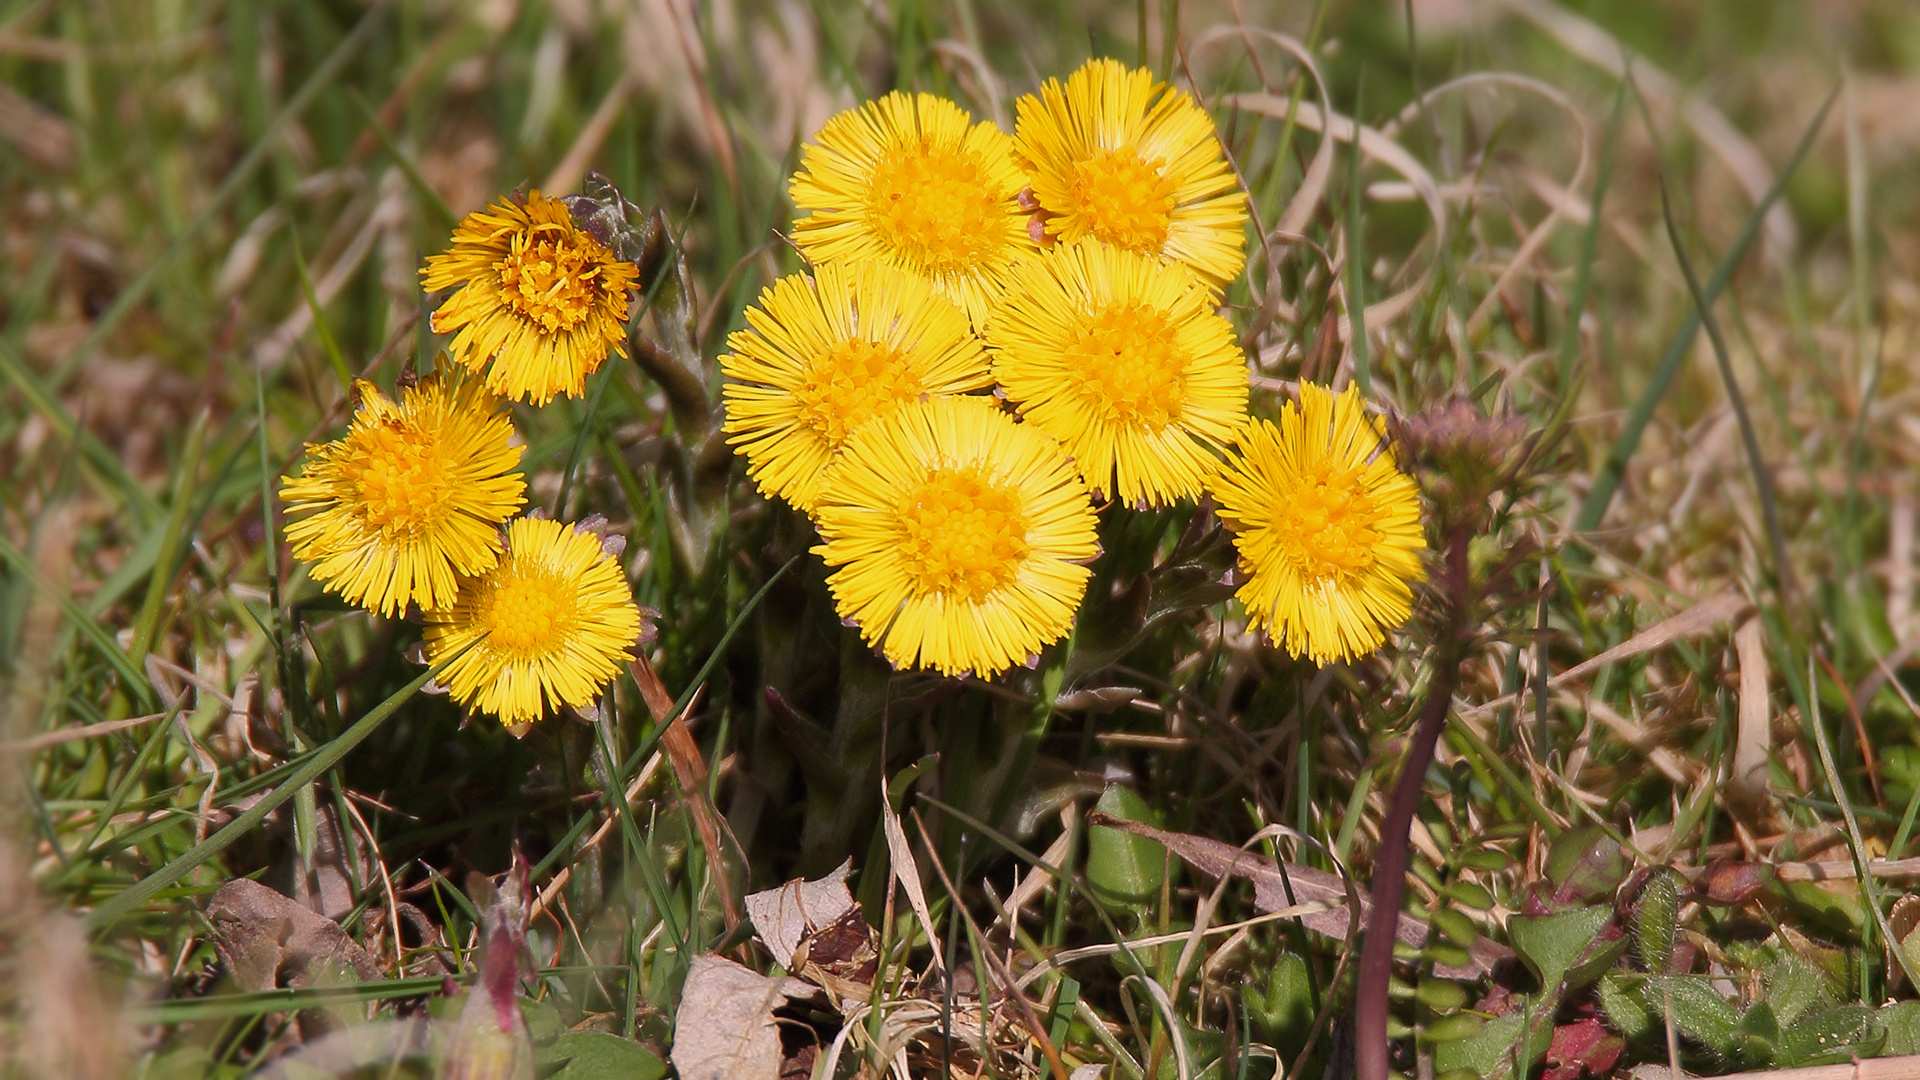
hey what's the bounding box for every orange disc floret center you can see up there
[342,424,455,535]
[495,222,611,334]
[1065,149,1176,252]
[897,470,1031,603]
[866,141,1005,274]
[1063,302,1187,430]
[793,338,923,447]
[481,573,577,655]
[1270,459,1382,582]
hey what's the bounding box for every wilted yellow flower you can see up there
[988,240,1248,506]
[1210,383,1425,664]
[423,517,645,729]
[1014,58,1248,289]
[282,374,525,618]
[721,262,993,515]
[789,92,1036,326]
[422,191,639,406]
[813,397,1098,678]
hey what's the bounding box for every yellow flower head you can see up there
[789,91,1037,326]
[421,191,640,406]
[988,240,1249,506]
[1014,58,1248,289]
[1210,383,1426,664]
[721,262,993,515]
[282,374,526,617]
[813,397,1098,678]
[423,517,645,728]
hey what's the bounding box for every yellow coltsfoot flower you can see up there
[721,261,993,515]
[789,91,1036,326]
[282,373,526,618]
[1014,58,1248,289]
[1210,383,1426,664]
[422,191,640,405]
[813,397,1098,678]
[988,240,1248,506]
[423,517,645,730]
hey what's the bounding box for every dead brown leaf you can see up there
[206,878,381,992]
[669,955,821,1080]
[744,859,856,971]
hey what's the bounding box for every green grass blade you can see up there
[134,975,460,1024]
[1655,184,1794,601]
[1573,86,1836,536]
[1803,655,1918,991]
[0,531,157,710]
[612,555,800,782]
[1557,83,1626,390]
[127,408,209,666]
[0,338,160,522]
[83,658,447,931]
[290,232,353,393]
[346,89,457,232]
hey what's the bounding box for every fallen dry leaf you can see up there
[745,859,856,971]
[670,955,821,1080]
[743,859,878,1006]
[206,878,381,992]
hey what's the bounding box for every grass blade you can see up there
[84,657,448,931]
[290,233,353,394]
[127,408,209,666]
[0,531,157,710]
[1573,86,1836,537]
[1655,182,1794,602]
[0,338,159,522]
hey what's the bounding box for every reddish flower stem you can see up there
[1353,524,1473,1080]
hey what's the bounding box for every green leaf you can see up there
[1424,1012,1484,1043]
[1431,1010,1543,1076]
[1446,881,1495,910]
[1782,1005,1879,1067]
[1245,951,1314,1049]
[1779,879,1869,938]
[1509,905,1615,991]
[1416,979,1469,1012]
[1651,976,1741,1054]
[1596,972,1655,1042]
[1457,849,1512,873]
[1764,951,1830,1028]
[1629,869,1683,975]
[1086,784,1165,912]
[1545,827,1627,902]
[1733,1001,1782,1069]
[541,1032,668,1080]
[1430,907,1479,947]
[521,997,566,1047]
[1877,1000,1920,1057]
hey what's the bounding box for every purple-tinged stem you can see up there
[1353,526,1472,1080]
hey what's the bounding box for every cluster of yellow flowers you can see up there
[282,192,647,733]
[723,58,1426,676]
[279,58,1432,734]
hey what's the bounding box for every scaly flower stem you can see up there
[1353,523,1473,1080]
